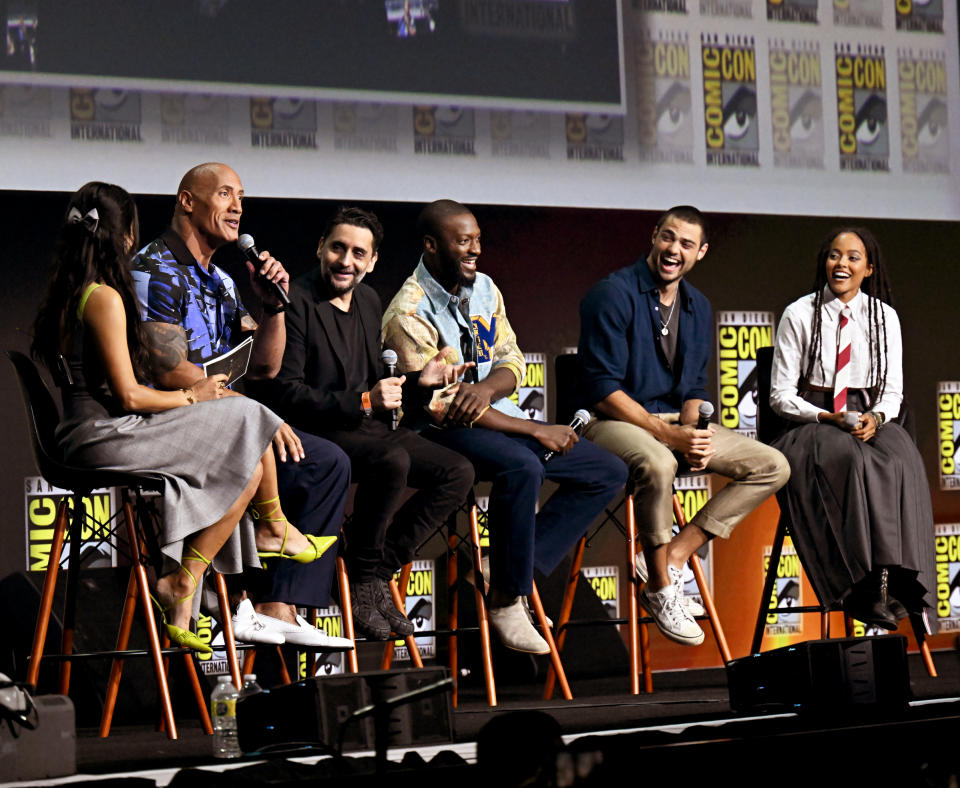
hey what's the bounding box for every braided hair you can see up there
[32,182,150,382]
[802,227,894,403]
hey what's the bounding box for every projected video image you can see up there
[385,0,438,37]
[5,2,38,69]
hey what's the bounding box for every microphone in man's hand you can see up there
[696,401,715,430]
[381,349,399,431]
[237,234,290,306]
[543,409,591,463]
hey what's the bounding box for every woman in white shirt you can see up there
[770,227,935,632]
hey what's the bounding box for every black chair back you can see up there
[755,346,791,446]
[8,350,72,488]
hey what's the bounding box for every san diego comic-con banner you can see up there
[896,0,944,34]
[301,606,350,677]
[716,311,775,440]
[766,0,818,25]
[392,559,437,662]
[769,38,824,170]
[937,382,960,491]
[24,476,117,572]
[834,42,889,172]
[701,33,759,168]
[934,523,960,634]
[582,565,619,618]
[833,0,882,29]
[762,538,802,640]
[633,20,694,165]
[898,47,949,175]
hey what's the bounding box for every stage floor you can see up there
[4,650,959,787]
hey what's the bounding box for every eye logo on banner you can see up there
[332,102,399,153]
[70,88,142,143]
[769,39,824,169]
[937,382,960,490]
[160,93,229,146]
[565,113,624,161]
[413,106,477,155]
[393,559,436,662]
[583,565,619,618]
[835,42,889,172]
[249,98,317,149]
[699,0,752,17]
[701,33,759,167]
[301,606,348,677]
[490,111,551,159]
[24,477,116,572]
[509,352,547,421]
[763,540,802,637]
[934,524,960,633]
[716,311,774,438]
[635,25,693,164]
[898,48,949,174]
[0,85,52,139]
[896,0,944,33]
[832,0,883,28]
[766,0,818,24]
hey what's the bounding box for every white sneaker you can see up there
[634,552,706,617]
[232,599,285,645]
[639,583,704,646]
[488,597,550,654]
[256,613,354,652]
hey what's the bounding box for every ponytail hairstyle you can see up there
[31,182,150,382]
[802,226,894,401]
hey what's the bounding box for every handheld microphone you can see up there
[841,412,860,430]
[381,349,399,431]
[696,401,715,430]
[543,409,591,463]
[238,234,290,306]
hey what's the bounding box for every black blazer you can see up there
[252,269,421,433]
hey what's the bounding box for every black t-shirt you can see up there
[658,299,680,370]
[328,300,370,395]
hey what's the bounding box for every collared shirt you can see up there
[770,286,903,422]
[577,258,712,413]
[131,229,248,365]
[382,258,527,427]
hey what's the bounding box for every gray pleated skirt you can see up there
[56,397,282,577]
[772,401,936,618]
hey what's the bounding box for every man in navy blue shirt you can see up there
[578,206,789,646]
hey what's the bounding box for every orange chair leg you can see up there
[337,556,359,673]
[27,499,69,690]
[530,583,572,700]
[99,566,139,737]
[276,646,293,684]
[381,564,418,670]
[214,573,242,689]
[447,533,459,708]
[242,649,257,676]
[469,505,497,707]
[672,493,732,665]
[184,654,214,734]
[544,536,585,699]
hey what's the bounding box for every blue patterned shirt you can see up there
[131,229,249,365]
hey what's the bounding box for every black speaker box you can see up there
[726,635,911,714]
[236,667,453,754]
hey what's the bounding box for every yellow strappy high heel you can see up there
[251,496,337,564]
[151,546,213,655]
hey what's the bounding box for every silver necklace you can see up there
[659,297,678,336]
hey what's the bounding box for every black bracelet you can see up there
[262,302,286,315]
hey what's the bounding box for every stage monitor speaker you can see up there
[726,636,911,714]
[0,694,75,782]
[236,667,452,755]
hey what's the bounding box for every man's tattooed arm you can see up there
[142,322,204,389]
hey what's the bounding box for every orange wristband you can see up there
[361,391,372,414]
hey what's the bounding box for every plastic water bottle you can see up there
[211,675,241,758]
[239,673,263,699]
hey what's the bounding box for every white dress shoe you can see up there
[488,597,550,654]
[232,599,285,645]
[256,613,354,652]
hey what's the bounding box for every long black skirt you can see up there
[772,398,936,619]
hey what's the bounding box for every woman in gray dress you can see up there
[31,182,331,653]
[769,227,935,631]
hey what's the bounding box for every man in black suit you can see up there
[256,206,474,640]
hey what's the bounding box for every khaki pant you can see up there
[582,414,790,547]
